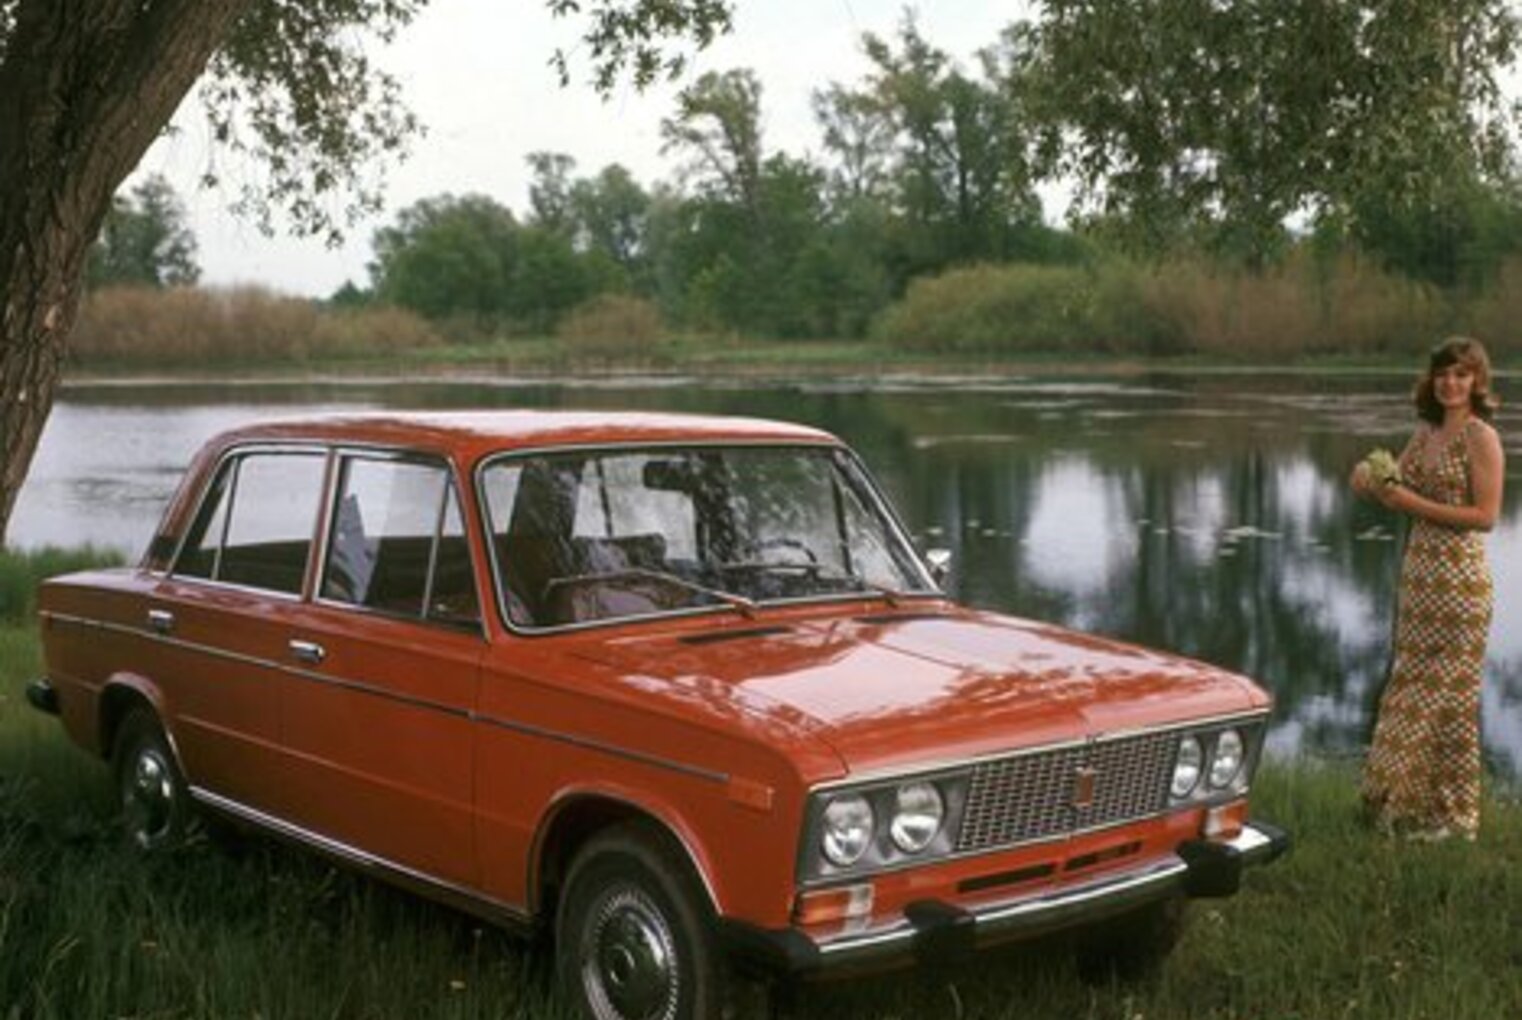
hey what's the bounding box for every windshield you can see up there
[480,444,934,629]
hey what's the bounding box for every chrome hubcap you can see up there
[122,747,175,848]
[582,886,679,1020]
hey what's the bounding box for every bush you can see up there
[872,262,1176,355]
[0,546,125,624]
[556,294,665,359]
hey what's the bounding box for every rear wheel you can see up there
[112,707,192,851]
[556,825,724,1020]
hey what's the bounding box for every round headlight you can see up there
[821,795,875,867]
[1209,729,1245,788]
[889,782,945,853]
[1171,736,1203,798]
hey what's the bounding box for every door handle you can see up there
[288,639,326,665]
[147,609,175,635]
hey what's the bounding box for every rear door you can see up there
[149,447,328,816]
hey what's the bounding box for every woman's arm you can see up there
[1376,423,1505,530]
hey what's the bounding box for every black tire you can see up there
[112,707,192,851]
[1074,896,1187,985]
[556,825,724,1020]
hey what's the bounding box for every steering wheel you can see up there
[722,537,821,575]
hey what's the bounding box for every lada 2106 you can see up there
[28,411,1289,1019]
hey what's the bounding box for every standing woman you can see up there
[1353,337,1505,841]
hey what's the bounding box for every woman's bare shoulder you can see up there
[1465,418,1503,455]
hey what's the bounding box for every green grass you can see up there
[0,546,126,626]
[4,616,1520,1018]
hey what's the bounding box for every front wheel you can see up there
[556,826,724,1020]
[112,707,192,851]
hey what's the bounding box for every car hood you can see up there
[569,606,1268,777]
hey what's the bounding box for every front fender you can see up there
[529,783,723,918]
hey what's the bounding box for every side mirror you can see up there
[924,548,952,587]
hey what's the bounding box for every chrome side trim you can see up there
[41,610,726,787]
[474,714,729,785]
[190,786,530,925]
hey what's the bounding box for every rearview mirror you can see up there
[642,458,700,492]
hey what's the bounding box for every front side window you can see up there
[481,445,932,629]
[321,455,480,629]
[173,451,326,596]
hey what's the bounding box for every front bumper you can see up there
[25,677,60,716]
[722,820,1290,975]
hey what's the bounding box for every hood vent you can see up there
[678,625,792,646]
[852,611,946,626]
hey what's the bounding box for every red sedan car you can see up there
[29,411,1287,1019]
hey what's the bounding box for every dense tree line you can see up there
[360,20,1090,338]
[360,10,1522,340]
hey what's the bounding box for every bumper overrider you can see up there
[722,821,1290,975]
[26,677,60,716]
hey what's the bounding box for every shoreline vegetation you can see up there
[3,549,1522,1017]
[67,254,1521,381]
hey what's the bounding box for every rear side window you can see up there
[320,456,480,630]
[173,451,327,596]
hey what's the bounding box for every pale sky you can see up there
[133,1,1027,298]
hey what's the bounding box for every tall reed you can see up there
[873,254,1490,360]
[69,286,442,367]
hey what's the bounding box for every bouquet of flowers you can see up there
[1360,447,1402,488]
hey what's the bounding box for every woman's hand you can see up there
[1350,461,1375,497]
[1371,481,1410,512]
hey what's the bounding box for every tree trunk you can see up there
[0,0,253,546]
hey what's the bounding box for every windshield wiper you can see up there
[547,568,759,618]
[811,572,922,607]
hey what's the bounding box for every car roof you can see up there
[206,410,841,461]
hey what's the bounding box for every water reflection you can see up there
[12,374,1520,776]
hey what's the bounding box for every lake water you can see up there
[12,373,1522,776]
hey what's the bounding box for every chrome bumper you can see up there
[723,821,1290,975]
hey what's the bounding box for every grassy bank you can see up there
[3,608,1519,1017]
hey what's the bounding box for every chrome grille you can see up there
[956,732,1177,853]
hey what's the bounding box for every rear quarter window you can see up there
[173,451,327,596]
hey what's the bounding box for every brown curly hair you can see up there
[1414,336,1500,425]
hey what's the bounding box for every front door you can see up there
[276,451,484,887]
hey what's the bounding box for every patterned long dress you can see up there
[1362,420,1493,838]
